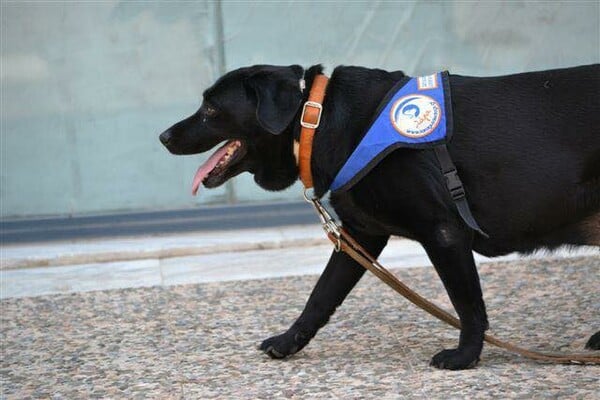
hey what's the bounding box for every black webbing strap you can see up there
[434,144,489,238]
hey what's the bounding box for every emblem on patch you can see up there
[390,94,442,138]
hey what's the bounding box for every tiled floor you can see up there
[2,256,599,398]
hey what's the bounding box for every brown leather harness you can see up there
[297,74,600,365]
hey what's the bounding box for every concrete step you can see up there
[1,224,328,269]
[1,224,597,299]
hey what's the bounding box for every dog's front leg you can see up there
[259,230,389,359]
[423,224,488,370]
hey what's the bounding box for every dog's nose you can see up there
[159,130,172,146]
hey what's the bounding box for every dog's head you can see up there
[159,65,306,195]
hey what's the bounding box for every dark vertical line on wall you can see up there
[56,5,82,216]
[213,0,235,204]
[214,0,227,76]
[0,2,5,217]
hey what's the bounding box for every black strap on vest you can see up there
[434,144,489,238]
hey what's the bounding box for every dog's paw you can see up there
[259,331,309,359]
[585,331,600,350]
[430,348,480,370]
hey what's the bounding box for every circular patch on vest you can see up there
[390,94,442,138]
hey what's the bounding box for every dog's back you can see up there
[449,64,600,254]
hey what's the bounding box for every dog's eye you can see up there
[204,105,217,117]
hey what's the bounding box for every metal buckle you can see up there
[300,101,323,129]
[303,189,342,251]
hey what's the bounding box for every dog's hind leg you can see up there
[422,222,488,370]
[578,212,600,246]
[259,230,389,359]
[534,212,600,250]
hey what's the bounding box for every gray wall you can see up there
[2,1,599,218]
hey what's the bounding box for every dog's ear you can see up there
[246,65,304,135]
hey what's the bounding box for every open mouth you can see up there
[191,140,247,195]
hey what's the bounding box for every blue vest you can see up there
[330,71,453,193]
[328,71,487,237]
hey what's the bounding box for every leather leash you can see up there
[305,194,600,364]
[298,74,600,365]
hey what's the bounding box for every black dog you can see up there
[160,64,600,369]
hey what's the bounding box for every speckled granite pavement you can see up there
[2,255,599,398]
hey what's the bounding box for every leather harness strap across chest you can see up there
[296,73,600,365]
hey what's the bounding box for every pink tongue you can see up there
[191,142,231,195]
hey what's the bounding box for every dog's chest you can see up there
[331,192,416,239]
